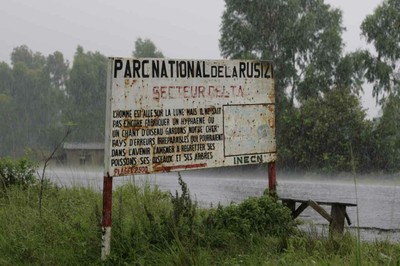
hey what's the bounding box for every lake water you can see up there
[47,166,400,242]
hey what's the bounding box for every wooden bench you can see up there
[280,198,357,235]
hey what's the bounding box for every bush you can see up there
[0,157,37,192]
[205,194,295,243]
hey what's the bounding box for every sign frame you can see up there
[103,58,276,178]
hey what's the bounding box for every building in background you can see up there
[63,142,104,166]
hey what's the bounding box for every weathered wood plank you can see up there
[279,198,357,207]
[308,200,332,222]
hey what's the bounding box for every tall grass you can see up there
[1,158,400,264]
[1,181,400,265]
[0,184,102,265]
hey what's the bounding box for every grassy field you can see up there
[1,170,400,265]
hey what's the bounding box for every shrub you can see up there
[169,173,197,239]
[0,157,37,192]
[206,195,295,242]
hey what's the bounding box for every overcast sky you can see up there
[0,0,383,117]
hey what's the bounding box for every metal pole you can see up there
[268,161,276,194]
[101,174,113,260]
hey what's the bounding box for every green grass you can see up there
[0,184,102,265]
[1,179,400,265]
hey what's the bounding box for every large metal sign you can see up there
[104,58,276,177]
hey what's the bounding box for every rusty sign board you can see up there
[104,58,276,177]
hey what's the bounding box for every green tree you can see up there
[334,51,366,94]
[360,0,400,172]
[10,46,64,154]
[370,95,400,172]
[132,38,164,58]
[0,62,17,156]
[219,0,343,104]
[0,46,67,157]
[361,0,400,101]
[0,92,16,157]
[64,46,107,142]
[47,51,69,91]
[11,45,46,69]
[284,88,369,173]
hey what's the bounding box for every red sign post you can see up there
[101,174,113,260]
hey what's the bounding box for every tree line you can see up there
[0,0,399,173]
[0,39,162,160]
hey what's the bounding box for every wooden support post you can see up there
[268,161,277,195]
[330,204,346,236]
[293,201,310,219]
[282,199,296,215]
[101,174,113,260]
[345,211,352,226]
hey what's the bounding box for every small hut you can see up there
[63,142,104,166]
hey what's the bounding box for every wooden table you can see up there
[280,198,357,235]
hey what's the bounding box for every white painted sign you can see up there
[104,58,276,177]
